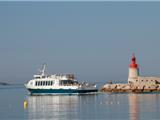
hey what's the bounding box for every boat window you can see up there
[40,81,43,86]
[48,81,50,86]
[35,81,37,86]
[50,81,52,85]
[43,81,45,86]
[46,81,48,86]
[47,81,49,86]
[35,77,40,79]
[60,80,75,86]
[45,81,47,86]
[38,81,40,86]
[51,81,54,85]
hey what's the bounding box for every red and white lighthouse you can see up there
[128,54,139,83]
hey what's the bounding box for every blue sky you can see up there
[0,2,160,84]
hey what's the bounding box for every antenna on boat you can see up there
[41,63,47,76]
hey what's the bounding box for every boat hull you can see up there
[27,88,98,95]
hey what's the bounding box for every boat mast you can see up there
[41,63,46,76]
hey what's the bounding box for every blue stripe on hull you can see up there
[28,89,98,95]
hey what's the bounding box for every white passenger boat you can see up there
[25,64,98,95]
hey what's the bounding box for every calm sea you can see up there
[0,85,160,120]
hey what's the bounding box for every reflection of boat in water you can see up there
[25,64,98,95]
[26,95,98,120]
[27,95,79,120]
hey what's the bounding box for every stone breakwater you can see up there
[100,84,160,93]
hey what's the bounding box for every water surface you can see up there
[0,86,160,120]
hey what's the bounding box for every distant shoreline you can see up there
[0,81,26,86]
[0,82,10,86]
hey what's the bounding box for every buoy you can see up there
[24,100,28,109]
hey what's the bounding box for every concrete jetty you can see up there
[101,83,160,93]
